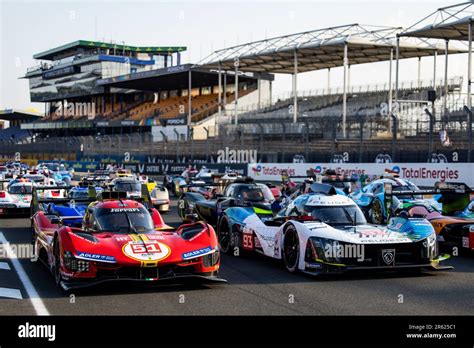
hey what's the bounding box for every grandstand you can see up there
[23,41,267,137]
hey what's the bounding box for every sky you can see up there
[0,0,468,112]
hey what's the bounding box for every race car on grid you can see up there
[349,176,429,224]
[177,177,277,226]
[216,182,451,275]
[31,190,224,291]
[0,179,33,216]
[385,182,474,252]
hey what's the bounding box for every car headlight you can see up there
[426,232,436,246]
[422,233,438,258]
[202,249,220,267]
[310,237,341,263]
[63,251,90,272]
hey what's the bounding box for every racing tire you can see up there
[30,221,39,263]
[283,224,300,273]
[217,218,232,254]
[31,220,36,246]
[53,237,63,287]
[371,199,384,225]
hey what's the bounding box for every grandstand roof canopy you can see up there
[400,2,474,41]
[0,109,43,122]
[97,64,271,92]
[34,40,187,60]
[198,24,467,73]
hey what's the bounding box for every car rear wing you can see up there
[384,181,473,216]
[282,170,356,183]
[33,185,73,191]
[94,185,153,208]
[97,190,128,200]
[180,183,221,189]
[31,194,96,216]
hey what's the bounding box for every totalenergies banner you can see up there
[248,163,474,187]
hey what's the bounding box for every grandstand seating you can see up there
[0,127,31,143]
[238,81,461,122]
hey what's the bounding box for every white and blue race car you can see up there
[217,183,451,275]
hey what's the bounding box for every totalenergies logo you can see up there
[251,165,262,176]
[313,165,322,174]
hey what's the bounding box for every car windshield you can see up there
[233,184,274,202]
[69,190,89,199]
[303,205,366,226]
[115,182,141,192]
[25,175,44,182]
[9,185,32,194]
[94,207,154,233]
[199,176,214,184]
[43,163,59,171]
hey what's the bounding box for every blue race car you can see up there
[349,177,427,224]
[40,186,102,227]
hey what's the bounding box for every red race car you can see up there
[31,191,224,291]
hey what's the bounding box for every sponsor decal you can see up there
[76,251,116,263]
[115,236,130,242]
[147,234,165,240]
[381,249,395,266]
[123,241,171,262]
[182,246,213,260]
[251,164,262,176]
[110,208,140,213]
[400,167,459,181]
[314,165,322,174]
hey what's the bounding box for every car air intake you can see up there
[178,223,205,240]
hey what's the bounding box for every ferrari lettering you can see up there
[110,208,140,213]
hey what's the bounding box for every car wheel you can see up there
[53,238,63,287]
[371,199,384,225]
[31,220,36,245]
[218,218,232,254]
[283,224,300,273]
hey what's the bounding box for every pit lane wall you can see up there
[248,163,474,188]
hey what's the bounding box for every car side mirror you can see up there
[184,213,198,223]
